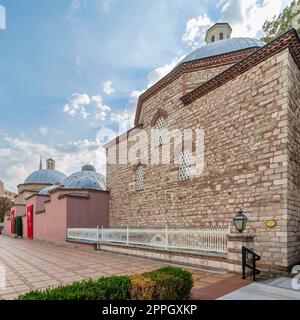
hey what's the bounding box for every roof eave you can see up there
[134,46,259,126]
[181,29,300,106]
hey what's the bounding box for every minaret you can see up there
[39,157,43,170]
[0,180,4,197]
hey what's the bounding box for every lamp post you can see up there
[233,209,248,233]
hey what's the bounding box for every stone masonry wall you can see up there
[107,49,292,270]
[287,53,300,267]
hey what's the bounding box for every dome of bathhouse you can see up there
[24,159,66,185]
[63,165,106,191]
[38,185,60,196]
[179,37,265,65]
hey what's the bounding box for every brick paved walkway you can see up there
[0,235,249,300]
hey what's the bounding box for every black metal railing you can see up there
[242,246,261,282]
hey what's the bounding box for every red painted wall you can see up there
[2,190,109,245]
[66,191,109,228]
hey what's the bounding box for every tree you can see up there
[0,197,13,223]
[261,0,300,43]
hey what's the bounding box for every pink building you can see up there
[3,165,109,244]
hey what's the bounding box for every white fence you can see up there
[67,225,230,254]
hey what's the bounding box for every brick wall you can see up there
[287,53,300,267]
[107,49,297,270]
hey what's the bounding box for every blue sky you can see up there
[0,0,291,191]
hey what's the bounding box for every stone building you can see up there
[3,164,109,243]
[105,24,300,272]
[0,180,16,201]
[14,158,66,205]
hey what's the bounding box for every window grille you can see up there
[136,166,144,190]
[179,150,192,180]
[155,116,165,145]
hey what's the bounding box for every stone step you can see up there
[218,282,300,300]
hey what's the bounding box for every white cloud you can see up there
[129,90,144,104]
[128,55,184,116]
[63,93,111,121]
[182,0,290,47]
[103,80,114,95]
[182,14,213,48]
[110,109,135,133]
[147,56,185,88]
[63,93,91,118]
[91,95,111,121]
[39,127,48,136]
[218,0,290,38]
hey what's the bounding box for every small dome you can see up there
[63,165,106,191]
[24,169,66,185]
[39,185,59,195]
[179,37,265,65]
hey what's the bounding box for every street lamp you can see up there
[233,209,248,233]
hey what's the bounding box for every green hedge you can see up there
[14,216,23,237]
[141,267,193,300]
[19,276,131,300]
[18,266,193,300]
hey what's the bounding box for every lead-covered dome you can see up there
[24,169,66,185]
[179,37,265,65]
[38,185,60,195]
[63,165,106,191]
[24,158,66,185]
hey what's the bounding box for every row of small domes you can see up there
[24,164,106,194]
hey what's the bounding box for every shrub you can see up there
[19,276,131,300]
[14,216,23,237]
[18,267,193,300]
[142,266,193,300]
[130,275,155,300]
[156,266,193,299]
[141,270,181,300]
[95,276,131,300]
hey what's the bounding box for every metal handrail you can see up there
[242,246,261,282]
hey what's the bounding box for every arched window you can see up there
[211,35,215,42]
[220,32,224,40]
[179,150,192,181]
[136,165,144,190]
[155,116,165,145]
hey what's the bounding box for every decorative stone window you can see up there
[211,35,215,42]
[155,116,165,145]
[220,32,224,40]
[136,165,144,190]
[179,150,192,181]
